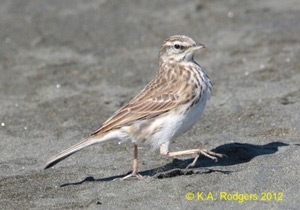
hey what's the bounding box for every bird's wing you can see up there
[91,75,192,135]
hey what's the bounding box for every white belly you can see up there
[174,96,207,137]
[146,90,209,149]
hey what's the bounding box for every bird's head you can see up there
[159,35,206,63]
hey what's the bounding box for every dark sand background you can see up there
[0,0,299,209]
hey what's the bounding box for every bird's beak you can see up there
[186,43,206,53]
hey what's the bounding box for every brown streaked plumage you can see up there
[44,35,224,180]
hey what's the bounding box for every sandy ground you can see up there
[0,0,299,209]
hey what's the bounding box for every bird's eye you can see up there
[174,44,181,49]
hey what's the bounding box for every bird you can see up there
[44,35,224,180]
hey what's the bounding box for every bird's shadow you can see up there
[60,141,290,187]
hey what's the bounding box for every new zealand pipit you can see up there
[44,35,224,180]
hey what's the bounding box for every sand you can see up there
[0,0,299,209]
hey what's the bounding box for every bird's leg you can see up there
[120,144,144,180]
[160,143,225,169]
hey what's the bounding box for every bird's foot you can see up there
[114,170,145,181]
[186,149,226,169]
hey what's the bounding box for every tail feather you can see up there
[44,134,105,169]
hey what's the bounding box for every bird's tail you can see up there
[44,133,106,169]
